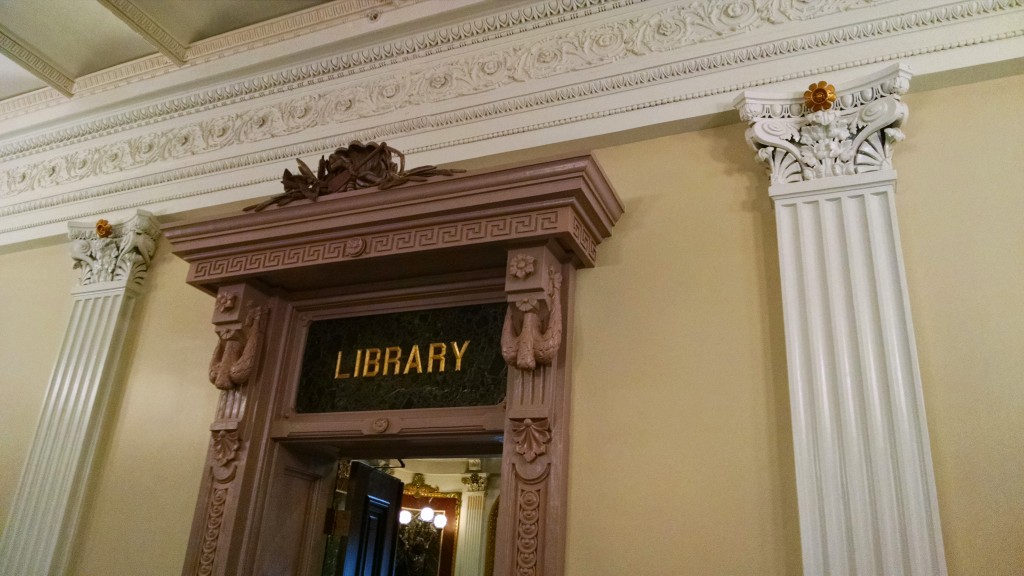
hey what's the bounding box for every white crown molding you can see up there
[0,0,908,185]
[1,0,1021,245]
[0,0,619,156]
[0,0,427,123]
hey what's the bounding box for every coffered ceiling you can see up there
[0,1,341,100]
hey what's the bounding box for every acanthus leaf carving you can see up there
[510,418,552,464]
[209,305,268,390]
[501,266,562,371]
[739,65,912,185]
[211,429,241,469]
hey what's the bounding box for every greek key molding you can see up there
[190,211,562,282]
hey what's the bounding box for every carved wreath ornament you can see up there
[740,72,910,184]
[245,141,463,211]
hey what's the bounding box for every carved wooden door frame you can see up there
[166,156,623,576]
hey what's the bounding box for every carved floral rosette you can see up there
[736,64,912,186]
[68,211,160,289]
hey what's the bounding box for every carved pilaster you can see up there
[736,64,947,576]
[496,244,569,576]
[185,283,270,576]
[456,472,489,576]
[0,211,159,576]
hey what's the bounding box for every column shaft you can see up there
[775,176,944,575]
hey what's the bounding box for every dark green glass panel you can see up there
[296,303,508,413]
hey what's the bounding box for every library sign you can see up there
[295,303,508,413]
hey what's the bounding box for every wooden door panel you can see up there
[341,462,404,576]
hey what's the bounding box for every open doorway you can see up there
[322,457,502,576]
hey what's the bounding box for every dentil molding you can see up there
[1,0,1021,244]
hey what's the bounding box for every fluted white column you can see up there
[455,473,488,576]
[0,211,159,576]
[736,64,946,576]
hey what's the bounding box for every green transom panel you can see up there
[295,303,508,413]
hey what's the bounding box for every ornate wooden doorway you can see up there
[166,155,622,576]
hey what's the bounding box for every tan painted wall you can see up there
[0,241,74,535]
[0,74,1020,575]
[897,74,1024,575]
[572,122,801,575]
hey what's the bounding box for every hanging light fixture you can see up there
[399,507,447,529]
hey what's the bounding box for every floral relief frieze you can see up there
[0,0,900,197]
[0,1,1018,240]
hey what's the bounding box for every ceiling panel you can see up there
[131,0,330,45]
[1,0,156,78]
[0,53,48,100]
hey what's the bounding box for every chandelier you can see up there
[399,506,447,529]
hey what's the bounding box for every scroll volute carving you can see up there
[502,246,563,371]
[209,284,269,391]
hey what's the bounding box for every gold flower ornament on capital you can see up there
[804,80,837,112]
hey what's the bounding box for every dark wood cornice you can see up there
[165,155,622,294]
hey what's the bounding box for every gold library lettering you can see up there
[335,340,470,379]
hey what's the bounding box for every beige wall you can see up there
[0,74,1020,575]
[571,123,801,575]
[0,241,74,535]
[897,74,1024,575]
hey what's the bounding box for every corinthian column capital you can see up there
[736,63,912,191]
[68,210,160,291]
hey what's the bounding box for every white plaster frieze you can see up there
[0,0,899,171]
[0,0,1021,245]
[0,0,622,157]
